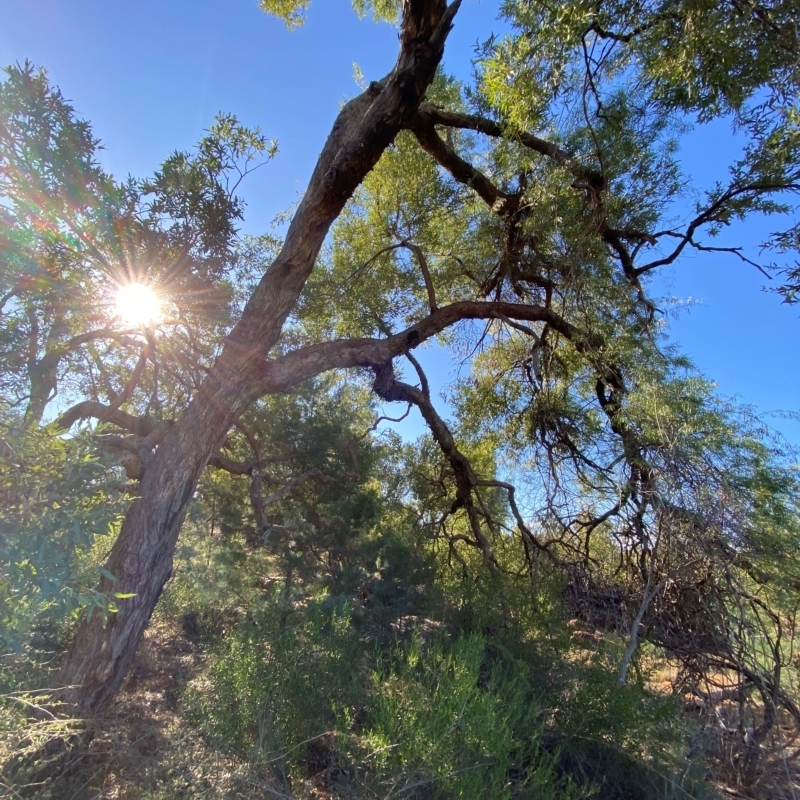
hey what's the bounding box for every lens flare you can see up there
[115,283,161,326]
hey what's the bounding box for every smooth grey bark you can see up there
[57,0,461,715]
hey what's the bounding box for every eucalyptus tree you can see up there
[2,0,798,753]
[0,62,277,672]
[0,62,273,428]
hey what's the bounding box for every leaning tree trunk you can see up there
[57,0,461,716]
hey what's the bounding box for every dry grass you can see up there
[689,711,800,800]
[0,619,290,799]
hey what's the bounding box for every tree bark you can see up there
[57,0,461,715]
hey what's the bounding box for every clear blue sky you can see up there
[1,0,798,446]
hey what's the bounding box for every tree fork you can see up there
[55,0,462,716]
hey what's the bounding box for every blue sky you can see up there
[1,0,798,445]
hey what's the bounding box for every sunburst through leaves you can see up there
[114,283,162,327]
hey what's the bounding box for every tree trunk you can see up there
[24,360,56,426]
[56,0,461,716]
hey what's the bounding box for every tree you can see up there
[46,0,462,714]
[1,0,798,749]
[0,62,274,429]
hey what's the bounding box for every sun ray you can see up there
[115,283,162,327]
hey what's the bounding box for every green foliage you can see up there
[492,0,798,119]
[260,0,400,28]
[0,62,274,426]
[351,0,401,23]
[547,656,704,800]
[190,603,364,762]
[165,387,704,798]
[183,561,701,799]
[300,129,471,340]
[361,633,582,799]
[259,0,312,29]
[0,410,127,652]
[140,111,276,272]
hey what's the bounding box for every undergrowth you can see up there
[0,515,784,799]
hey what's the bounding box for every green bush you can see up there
[187,598,365,767]
[545,657,708,800]
[0,413,127,655]
[359,632,583,799]
[182,560,707,799]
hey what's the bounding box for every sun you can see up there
[114,283,162,327]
